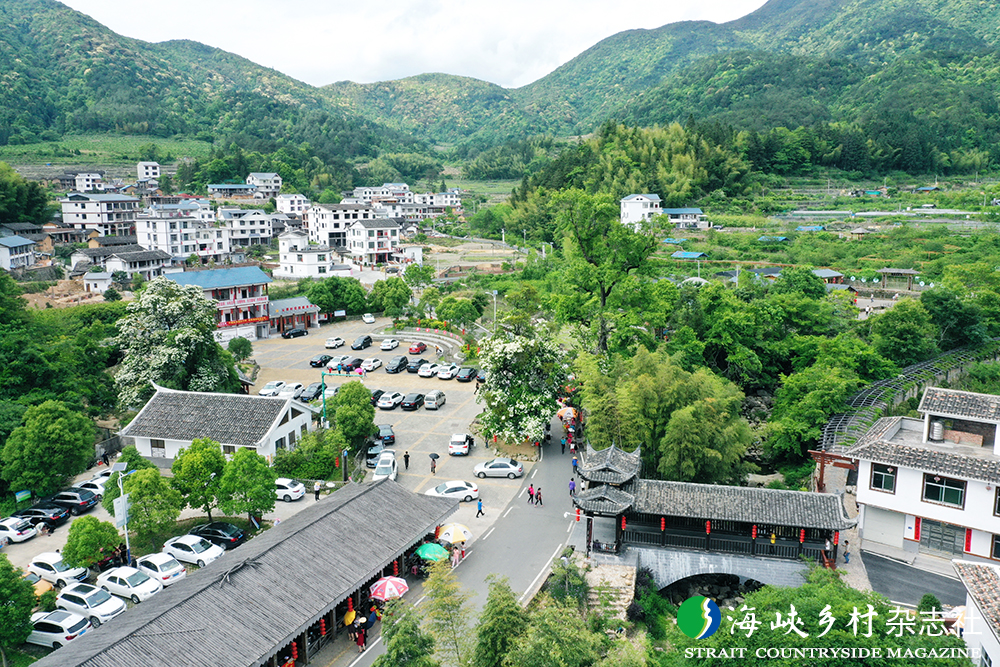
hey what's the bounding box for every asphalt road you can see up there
[863,552,969,607]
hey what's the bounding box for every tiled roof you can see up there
[94,234,138,246]
[579,444,641,485]
[877,268,920,275]
[352,219,401,229]
[621,194,662,202]
[110,249,172,262]
[0,222,42,232]
[574,484,635,516]
[632,479,856,530]
[77,244,146,259]
[953,560,1000,641]
[62,193,138,202]
[812,269,843,278]
[270,297,319,316]
[248,172,279,179]
[847,439,1000,485]
[0,235,35,248]
[313,203,373,211]
[167,266,272,289]
[919,387,1000,422]
[120,386,293,447]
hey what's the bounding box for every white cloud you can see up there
[60,0,768,88]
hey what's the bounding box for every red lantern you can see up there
[660,517,666,531]
[752,525,758,539]
[435,525,441,538]
[393,560,399,576]
[799,529,805,543]
[348,598,353,612]
[621,516,626,531]
[335,455,340,468]
[320,619,326,636]
[833,531,839,546]
[576,508,581,522]
[291,642,298,659]
[706,521,711,535]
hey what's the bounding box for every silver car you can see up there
[425,390,446,410]
[473,458,524,479]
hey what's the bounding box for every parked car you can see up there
[473,457,524,479]
[476,369,487,383]
[276,383,305,399]
[23,571,53,598]
[366,441,386,468]
[436,363,461,380]
[377,391,405,409]
[380,338,400,351]
[362,357,383,371]
[281,328,309,339]
[96,566,163,604]
[372,450,398,482]
[325,336,345,349]
[276,478,306,502]
[385,356,408,373]
[327,354,352,370]
[418,363,443,378]
[377,424,396,444]
[189,522,246,551]
[56,582,126,627]
[135,553,186,587]
[77,477,110,499]
[0,516,36,543]
[408,341,427,354]
[456,367,477,382]
[300,382,325,402]
[309,354,333,368]
[163,535,224,568]
[449,433,474,456]
[28,552,89,588]
[45,488,100,516]
[425,390,446,410]
[401,393,425,411]
[407,358,429,373]
[352,335,373,350]
[258,380,287,397]
[424,480,479,502]
[26,610,91,648]
[362,313,376,324]
[322,385,340,401]
[343,357,365,372]
[14,503,71,531]
[370,389,386,406]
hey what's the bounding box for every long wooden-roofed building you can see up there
[33,480,456,667]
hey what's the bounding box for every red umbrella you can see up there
[369,576,409,601]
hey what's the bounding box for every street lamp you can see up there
[320,369,337,427]
[485,290,497,333]
[111,462,134,568]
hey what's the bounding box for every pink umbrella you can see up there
[369,576,409,601]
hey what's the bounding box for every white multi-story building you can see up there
[850,387,1000,562]
[60,193,140,237]
[413,191,461,208]
[352,183,412,203]
[276,194,311,216]
[246,172,282,198]
[308,203,376,249]
[0,236,36,270]
[137,214,230,262]
[619,194,661,230]
[103,248,173,282]
[663,208,709,229]
[148,199,215,223]
[347,219,400,265]
[273,230,351,280]
[217,209,274,248]
[167,266,272,341]
[137,162,161,180]
[74,173,104,192]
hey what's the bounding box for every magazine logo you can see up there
[678,596,722,639]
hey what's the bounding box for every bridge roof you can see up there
[574,484,635,516]
[579,444,641,485]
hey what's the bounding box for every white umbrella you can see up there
[439,523,473,544]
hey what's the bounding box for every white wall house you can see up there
[74,173,104,192]
[103,248,173,282]
[273,230,351,279]
[166,266,272,341]
[120,385,316,463]
[217,209,274,248]
[147,200,215,224]
[347,219,400,265]
[663,207,710,229]
[137,213,231,262]
[953,560,1000,666]
[620,194,661,230]
[82,272,114,294]
[352,183,412,203]
[0,236,36,270]
[309,203,376,248]
[246,172,282,198]
[850,387,1000,562]
[137,162,161,180]
[276,194,311,216]
[61,193,140,237]
[207,183,257,199]
[413,191,461,208]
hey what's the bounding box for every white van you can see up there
[425,390,446,410]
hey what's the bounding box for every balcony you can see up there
[216,295,269,309]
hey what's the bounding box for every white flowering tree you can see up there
[114,277,240,409]
[477,333,567,445]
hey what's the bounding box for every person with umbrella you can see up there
[430,452,438,475]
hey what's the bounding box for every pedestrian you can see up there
[569,478,576,496]
[843,540,850,564]
[430,458,436,475]
[825,537,832,560]
[314,480,321,501]
[474,381,479,394]
[404,451,410,470]
[769,532,776,554]
[101,451,110,466]
[476,498,484,517]
[527,484,535,504]
[451,547,460,568]
[572,456,578,473]
[561,436,566,454]
[356,625,366,653]
[870,295,874,303]
[535,487,543,506]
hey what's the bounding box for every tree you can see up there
[767,365,861,461]
[472,576,526,667]
[595,638,647,667]
[868,299,939,367]
[0,162,52,227]
[920,288,988,351]
[368,277,412,319]
[102,286,122,302]
[373,599,440,667]
[218,447,277,519]
[1,400,94,497]
[0,554,36,667]
[101,446,157,514]
[171,438,226,522]
[122,468,184,551]
[504,594,602,667]
[114,276,241,409]
[437,297,481,328]
[306,277,368,316]
[769,266,828,300]
[62,516,122,569]
[404,263,436,290]
[227,336,253,362]
[424,559,474,667]
[333,381,376,450]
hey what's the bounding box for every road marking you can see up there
[348,636,383,666]
[531,468,538,479]
[482,527,495,541]
[566,521,573,533]
[415,595,427,606]
[503,506,514,518]
[890,600,916,609]
[520,544,564,604]
[518,487,526,498]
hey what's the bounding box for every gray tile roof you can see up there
[78,244,146,259]
[632,479,856,530]
[111,248,172,262]
[32,481,458,667]
[573,484,635,516]
[352,219,400,229]
[119,386,294,447]
[270,297,319,316]
[847,439,1000,485]
[919,387,1000,422]
[579,444,641,485]
[953,560,1000,641]
[314,203,373,211]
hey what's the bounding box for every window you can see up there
[923,474,966,508]
[222,445,236,455]
[318,266,326,273]
[995,487,1000,517]
[983,650,993,667]
[871,464,896,493]
[150,439,166,458]
[297,254,303,262]
[275,437,286,451]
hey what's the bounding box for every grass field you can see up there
[0,134,215,165]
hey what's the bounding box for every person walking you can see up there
[314,481,321,501]
[476,498,484,517]
[535,487,543,506]
[404,451,410,470]
[356,625,366,653]
[843,540,851,564]
[824,537,832,561]
[572,456,578,474]
[569,478,576,497]
[561,436,566,454]
[430,458,436,475]
[527,484,535,505]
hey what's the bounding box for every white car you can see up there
[77,477,110,499]
[91,469,113,482]
[437,363,461,380]
[163,535,225,568]
[473,457,524,479]
[277,382,304,399]
[418,363,442,378]
[362,357,383,371]
[136,553,187,586]
[258,380,287,397]
[56,582,126,628]
[372,450,398,482]
[327,355,352,370]
[0,516,36,543]
[28,552,89,588]
[276,477,306,502]
[26,610,91,648]
[424,480,479,502]
[449,433,474,456]
[380,339,399,351]
[325,336,345,349]
[377,392,405,410]
[97,566,163,604]
[362,313,376,324]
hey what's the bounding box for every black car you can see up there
[407,358,429,373]
[352,335,373,350]
[370,389,386,406]
[385,355,408,373]
[13,502,71,529]
[300,382,324,402]
[282,328,308,339]
[309,354,333,368]
[344,357,365,372]
[477,369,487,383]
[366,441,386,468]
[377,424,396,444]
[189,522,246,550]
[401,393,425,410]
[456,367,477,382]
[43,488,99,516]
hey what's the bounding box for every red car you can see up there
[409,341,427,354]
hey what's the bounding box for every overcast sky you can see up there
[60,0,769,88]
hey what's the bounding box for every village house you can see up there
[347,218,401,265]
[60,192,140,237]
[166,266,272,342]
[273,229,351,280]
[352,183,413,203]
[246,172,283,198]
[952,560,1000,666]
[74,173,104,192]
[137,161,160,180]
[664,207,709,229]
[207,183,257,199]
[620,194,662,230]
[217,208,274,248]
[308,202,376,249]
[276,194,311,216]
[137,212,231,263]
[0,235,36,270]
